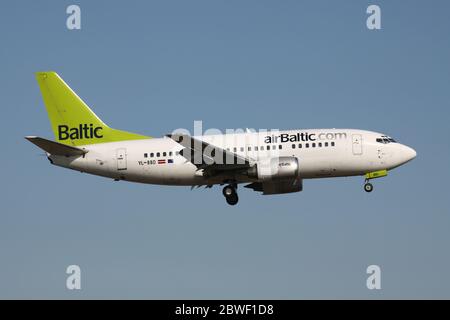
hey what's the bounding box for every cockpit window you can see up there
[376,136,397,144]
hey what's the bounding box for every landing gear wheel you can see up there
[225,193,239,205]
[223,185,236,197]
[364,182,374,193]
[223,184,238,205]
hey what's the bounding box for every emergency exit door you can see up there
[116,148,127,170]
[352,134,363,155]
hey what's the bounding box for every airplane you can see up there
[26,72,417,205]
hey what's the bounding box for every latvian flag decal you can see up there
[158,159,166,164]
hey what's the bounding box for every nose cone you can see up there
[399,144,417,164]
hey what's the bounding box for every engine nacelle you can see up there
[247,157,300,181]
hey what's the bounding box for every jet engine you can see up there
[247,157,300,181]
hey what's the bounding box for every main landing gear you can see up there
[223,184,239,205]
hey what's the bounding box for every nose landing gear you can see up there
[223,184,239,205]
[364,180,374,193]
[363,169,388,193]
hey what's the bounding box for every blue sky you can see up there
[1,0,449,298]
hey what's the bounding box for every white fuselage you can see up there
[49,129,416,186]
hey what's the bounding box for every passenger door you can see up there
[352,134,363,155]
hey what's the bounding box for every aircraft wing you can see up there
[166,134,252,173]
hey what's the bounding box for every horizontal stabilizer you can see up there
[25,136,87,156]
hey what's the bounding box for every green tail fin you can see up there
[35,71,150,146]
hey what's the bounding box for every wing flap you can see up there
[245,179,303,195]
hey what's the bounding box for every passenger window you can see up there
[156,152,160,157]
[324,142,328,147]
[169,152,172,156]
[255,146,258,151]
[240,147,244,152]
[318,142,322,147]
[279,145,282,150]
[175,151,179,156]
[272,145,276,150]
[260,146,264,151]
[292,144,296,149]
[266,145,270,150]
[312,143,316,148]
[299,144,302,148]
[331,142,335,147]
[248,146,252,151]
[233,147,237,152]
[306,143,309,148]
[163,152,167,157]
[144,153,148,158]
